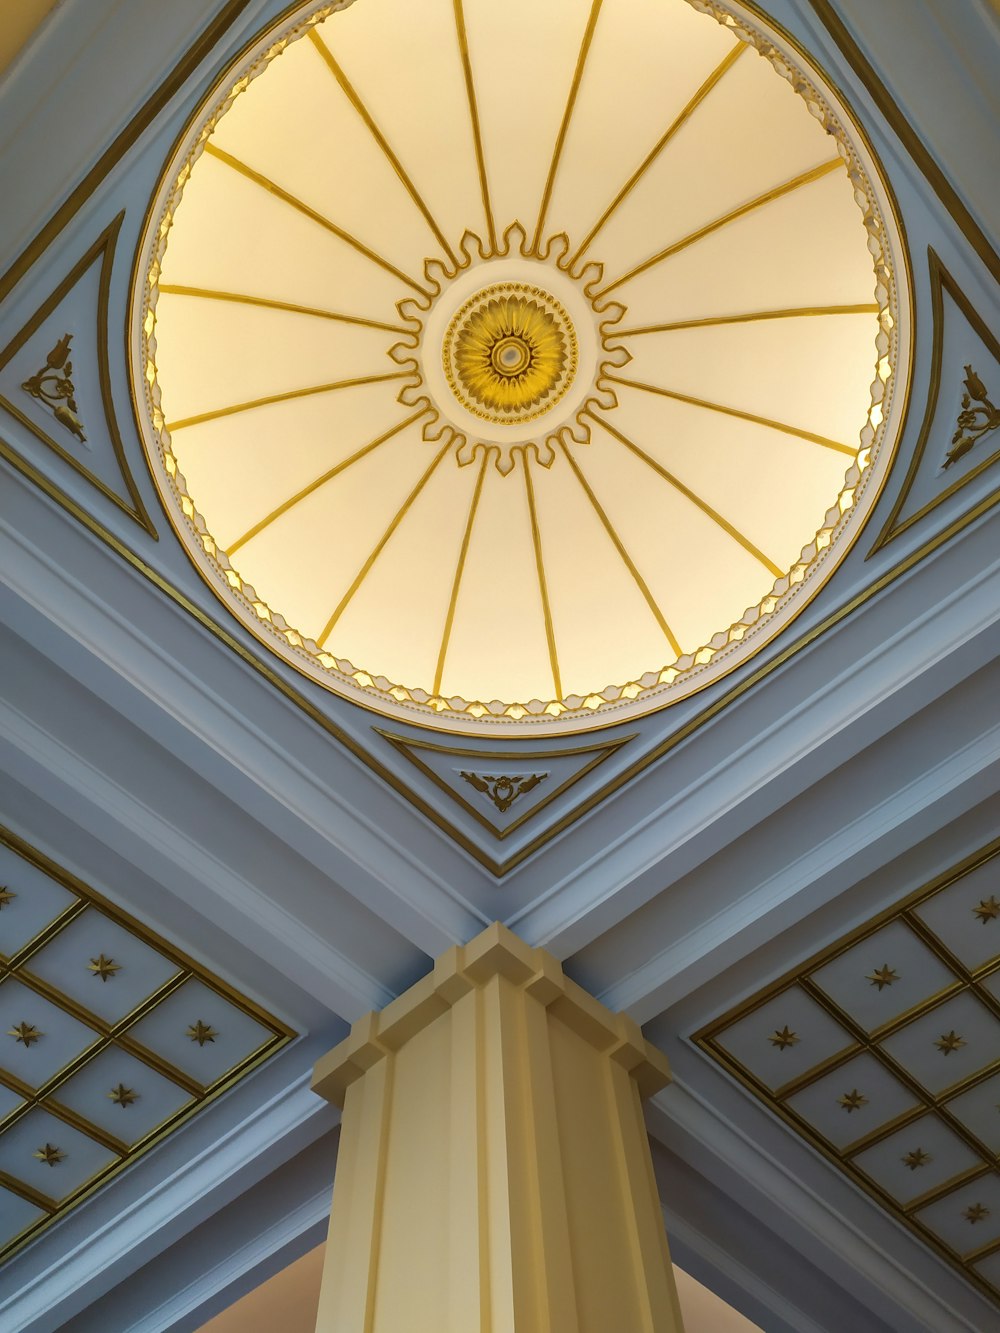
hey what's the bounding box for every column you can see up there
[312,922,685,1332]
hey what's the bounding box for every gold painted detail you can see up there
[964,1203,991,1224]
[374,729,632,851]
[0,887,15,909]
[768,1025,799,1050]
[944,366,1000,470]
[695,841,1000,1304]
[389,223,629,477]
[838,1089,868,1112]
[458,770,547,814]
[902,1148,931,1170]
[134,0,904,729]
[0,212,157,536]
[973,896,1000,923]
[20,335,86,442]
[445,284,575,421]
[88,954,121,981]
[866,964,899,990]
[33,1144,65,1167]
[0,828,294,1265]
[8,1022,42,1047]
[869,250,996,554]
[187,1020,218,1046]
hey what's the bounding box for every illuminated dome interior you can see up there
[132,0,909,732]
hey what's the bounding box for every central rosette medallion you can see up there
[132,0,906,732]
[390,223,631,475]
[444,283,577,422]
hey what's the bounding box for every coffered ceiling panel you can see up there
[0,828,294,1262]
[696,840,1000,1305]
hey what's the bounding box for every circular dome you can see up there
[131,0,910,733]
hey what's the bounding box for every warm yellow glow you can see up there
[0,0,59,75]
[131,0,910,731]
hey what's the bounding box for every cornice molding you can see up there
[0,1067,335,1333]
[595,675,1000,1019]
[2,461,998,988]
[0,694,398,1022]
[648,1077,992,1332]
[512,533,1000,953]
[0,0,260,301]
[805,0,1000,284]
[126,1179,330,1333]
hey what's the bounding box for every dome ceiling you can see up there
[130,0,910,733]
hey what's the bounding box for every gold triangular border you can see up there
[0,211,157,537]
[870,247,1000,553]
[373,729,635,841]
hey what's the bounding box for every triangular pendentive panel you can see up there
[0,212,156,535]
[374,729,634,841]
[871,248,1000,552]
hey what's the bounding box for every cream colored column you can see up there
[312,922,685,1333]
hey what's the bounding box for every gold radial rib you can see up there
[308,31,458,267]
[453,0,496,251]
[599,158,843,296]
[203,144,430,296]
[228,409,426,555]
[318,441,452,647]
[618,303,880,336]
[158,284,408,335]
[165,371,409,433]
[433,452,489,695]
[587,412,783,579]
[572,41,745,266]
[607,373,857,457]
[560,442,682,656]
[532,0,604,253]
[523,457,562,699]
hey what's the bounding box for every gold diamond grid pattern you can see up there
[695,842,1000,1305]
[0,830,294,1262]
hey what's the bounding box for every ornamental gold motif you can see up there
[389,222,630,476]
[131,0,906,731]
[446,285,576,421]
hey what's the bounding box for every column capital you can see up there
[313,921,670,1108]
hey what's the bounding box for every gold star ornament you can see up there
[108,1083,139,1108]
[0,886,16,908]
[902,1148,931,1170]
[866,964,899,991]
[838,1089,869,1113]
[972,896,1000,923]
[33,1143,65,1166]
[963,1203,990,1224]
[187,1020,218,1046]
[768,1025,799,1050]
[8,1021,42,1047]
[934,1030,966,1055]
[88,954,121,981]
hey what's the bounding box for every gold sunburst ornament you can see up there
[130,0,912,733]
[446,285,575,420]
[391,223,628,477]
